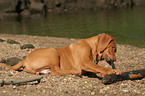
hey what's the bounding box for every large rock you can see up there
[0,38,5,42]
[1,57,22,66]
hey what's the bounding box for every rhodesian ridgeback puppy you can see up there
[0,33,120,77]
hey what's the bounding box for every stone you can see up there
[7,39,20,44]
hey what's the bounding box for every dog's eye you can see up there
[112,46,114,49]
[110,46,116,52]
[112,46,117,52]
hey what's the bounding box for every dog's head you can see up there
[97,33,117,69]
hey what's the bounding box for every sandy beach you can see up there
[0,34,145,96]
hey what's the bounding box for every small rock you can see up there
[20,44,35,49]
[99,89,104,93]
[23,56,27,59]
[8,73,13,77]
[103,86,110,90]
[0,59,6,63]
[3,91,7,93]
[25,48,30,52]
[122,88,130,93]
[13,86,16,89]
[64,91,68,94]
[7,39,20,44]
[0,38,5,42]
[91,91,95,95]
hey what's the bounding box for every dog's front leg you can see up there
[82,60,120,77]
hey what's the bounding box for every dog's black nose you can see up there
[110,60,116,69]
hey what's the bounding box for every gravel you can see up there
[0,34,145,96]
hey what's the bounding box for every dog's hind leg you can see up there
[37,69,51,75]
[50,66,82,76]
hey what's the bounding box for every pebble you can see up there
[122,88,130,93]
[91,91,95,95]
[99,89,104,93]
[13,86,16,89]
[64,91,68,94]
[3,91,7,93]
[8,73,13,77]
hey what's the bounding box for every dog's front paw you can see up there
[108,69,121,75]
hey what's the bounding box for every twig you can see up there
[0,76,43,86]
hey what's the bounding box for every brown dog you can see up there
[0,33,120,77]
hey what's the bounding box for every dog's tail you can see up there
[0,59,25,70]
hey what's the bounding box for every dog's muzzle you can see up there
[109,60,116,69]
[106,55,116,69]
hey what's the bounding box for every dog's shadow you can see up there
[81,71,103,80]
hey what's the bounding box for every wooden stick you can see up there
[0,76,43,86]
[102,69,145,84]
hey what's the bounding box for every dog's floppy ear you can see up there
[97,33,114,53]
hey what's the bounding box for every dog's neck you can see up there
[84,36,100,63]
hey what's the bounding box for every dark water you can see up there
[0,7,145,48]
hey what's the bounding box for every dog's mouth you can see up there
[107,60,116,69]
[105,55,116,69]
